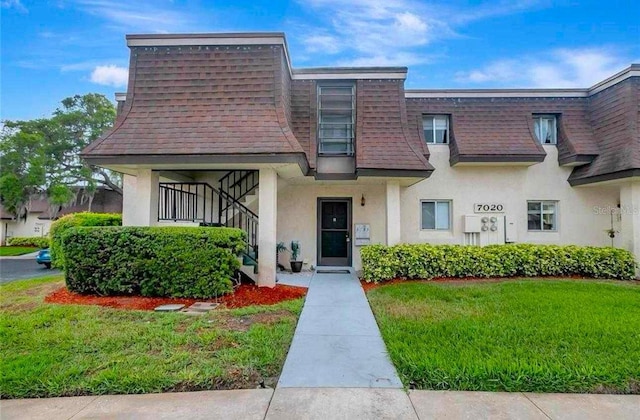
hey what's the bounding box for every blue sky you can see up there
[2,0,639,121]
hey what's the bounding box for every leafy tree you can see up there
[0,126,47,218]
[0,93,120,219]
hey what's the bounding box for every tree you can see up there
[0,127,47,218]
[0,93,120,219]
[52,93,121,197]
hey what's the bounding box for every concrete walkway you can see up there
[0,251,41,260]
[3,389,639,419]
[277,269,402,388]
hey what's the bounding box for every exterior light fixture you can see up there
[361,194,366,207]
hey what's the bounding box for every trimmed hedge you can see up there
[50,212,122,269]
[62,226,246,298]
[7,236,50,249]
[361,243,637,282]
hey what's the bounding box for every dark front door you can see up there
[317,198,352,266]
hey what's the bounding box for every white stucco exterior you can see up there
[1,216,51,245]
[400,146,620,249]
[120,146,637,278]
[619,181,640,271]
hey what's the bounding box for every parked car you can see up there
[36,248,51,269]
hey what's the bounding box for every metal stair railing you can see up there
[158,182,258,260]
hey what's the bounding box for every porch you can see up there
[121,167,408,287]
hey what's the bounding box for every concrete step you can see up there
[240,265,258,282]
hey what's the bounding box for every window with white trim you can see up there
[423,115,449,144]
[533,115,557,145]
[527,201,558,231]
[421,200,451,230]
[318,84,355,155]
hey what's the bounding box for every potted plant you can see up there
[276,242,287,271]
[289,240,302,273]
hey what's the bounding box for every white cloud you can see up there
[338,52,428,67]
[73,0,196,32]
[303,35,343,54]
[1,0,27,12]
[455,48,630,88]
[90,65,128,87]
[297,0,541,67]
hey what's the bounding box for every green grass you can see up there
[367,279,640,394]
[0,246,39,256]
[0,275,304,398]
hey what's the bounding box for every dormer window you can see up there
[318,84,355,155]
[533,115,557,145]
[423,115,449,144]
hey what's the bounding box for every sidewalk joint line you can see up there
[522,393,553,419]
[67,395,100,420]
[406,390,422,420]
[262,389,276,420]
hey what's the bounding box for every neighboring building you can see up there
[0,188,123,245]
[82,32,640,285]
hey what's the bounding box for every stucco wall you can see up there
[277,182,386,270]
[401,145,620,247]
[3,215,51,243]
[120,152,625,272]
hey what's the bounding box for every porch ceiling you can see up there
[104,162,306,180]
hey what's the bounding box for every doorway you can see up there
[317,198,352,266]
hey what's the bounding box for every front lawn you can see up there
[0,275,303,398]
[367,279,640,393]
[0,246,39,256]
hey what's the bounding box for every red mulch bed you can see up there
[360,275,637,291]
[44,284,307,311]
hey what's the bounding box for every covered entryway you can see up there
[317,198,352,266]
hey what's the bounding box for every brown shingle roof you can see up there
[406,96,602,164]
[355,80,432,172]
[0,189,122,220]
[83,44,304,158]
[51,188,123,218]
[569,76,640,184]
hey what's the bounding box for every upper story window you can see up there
[533,115,557,145]
[318,84,355,155]
[423,115,449,144]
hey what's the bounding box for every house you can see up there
[81,32,640,285]
[0,188,123,245]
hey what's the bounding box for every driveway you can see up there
[0,258,60,283]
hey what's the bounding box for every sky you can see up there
[1,0,639,121]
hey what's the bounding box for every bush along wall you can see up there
[7,236,50,249]
[49,212,122,269]
[360,243,638,283]
[62,226,246,298]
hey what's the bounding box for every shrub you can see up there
[62,226,245,298]
[361,243,637,282]
[49,212,122,269]
[7,236,50,248]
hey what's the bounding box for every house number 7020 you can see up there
[474,203,505,213]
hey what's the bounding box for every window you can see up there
[527,201,557,231]
[421,200,451,230]
[318,84,355,155]
[533,115,557,144]
[423,115,449,144]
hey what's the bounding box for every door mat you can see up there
[316,269,351,274]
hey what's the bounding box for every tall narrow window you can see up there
[423,115,449,144]
[533,115,557,144]
[527,201,558,231]
[318,84,355,155]
[421,200,451,230]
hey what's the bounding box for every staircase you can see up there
[158,172,259,282]
[219,171,259,281]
